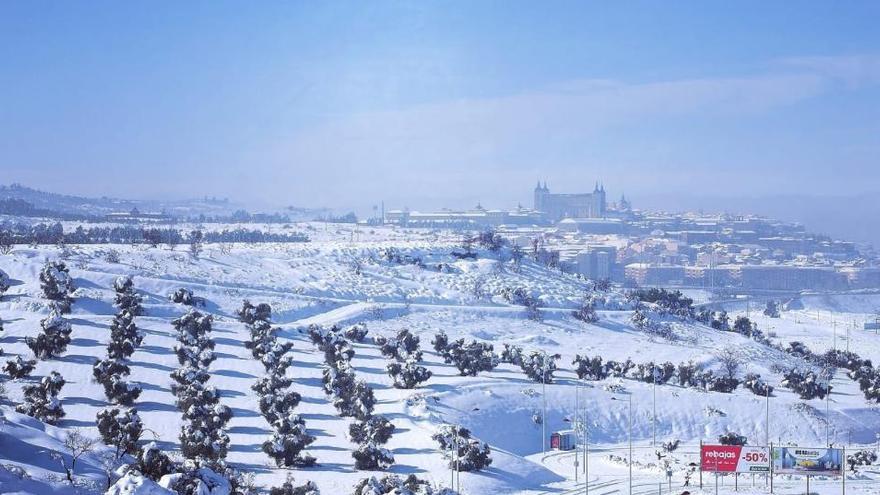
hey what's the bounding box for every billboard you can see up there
[701,445,770,473]
[771,447,843,476]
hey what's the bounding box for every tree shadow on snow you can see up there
[218,388,246,398]
[70,337,103,348]
[309,445,348,452]
[228,443,262,453]
[309,462,354,473]
[130,360,176,372]
[229,407,260,418]
[393,447,435,455]
[299,412,339,421]
[58,418,95,428]
[139,345,171,355]
[214,351,243,361]
[213,369,257,379]
[386,464,427,475]
[138,401,177,412]
[228,425,270,435]
[68,318,106,329]
[58,354,98,365]
[140,382,171,393]
[64,396,105,407]
[213,337,245,347]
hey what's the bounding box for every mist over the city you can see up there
[1,2,879,495]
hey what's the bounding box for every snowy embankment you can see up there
[0,230,879,494]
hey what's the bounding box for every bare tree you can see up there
[716,347,743,379]
[51,429,97,484]
[0,231,13,255]
[188,229,204,258]
[470,275,487,300]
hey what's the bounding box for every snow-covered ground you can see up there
[1,225,879,494]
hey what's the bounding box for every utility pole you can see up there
[848,319,852,353]
[585,386,589,495]
[451,428,457,491]
[628,394,633,495]
[826,392,831,446]
[766,386,771,447]
[833,317,837,352]
[612,394,633,495]
[575,377,579,483]
[652,366,657,447]
[542,350,547,457]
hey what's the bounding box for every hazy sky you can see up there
[1,1,879,213]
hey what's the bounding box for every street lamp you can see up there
[652,365,658,447]
[765,384,771,447]
[574,378,579,484]
[583,376,589,495]
[612,394,633,495]
[542,350,548,457]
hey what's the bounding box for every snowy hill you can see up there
[0,184,332,221]
[1,225,880,494]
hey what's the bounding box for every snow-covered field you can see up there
[1,224,879,494]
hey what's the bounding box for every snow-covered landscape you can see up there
[2,224,880,494]
[4,3,880,494]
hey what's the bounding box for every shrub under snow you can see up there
[40,260,75,313]
[269,475,320,495]
[26,309,72,359]
[262,413,317,468]
[431,424,492,472]
[16,371,66,424]
[4,355,37,379]
[97,407,144,457]
[352,474,458,495]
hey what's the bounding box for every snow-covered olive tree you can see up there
[96,407,144,457]
[432,424,492,472]
[40,260,75,313]
[17,371,66,424]
[26,309,72,359]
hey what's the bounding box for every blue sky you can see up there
[1,1,878,214]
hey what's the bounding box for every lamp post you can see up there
[833,317,837,352]
[652,366,657,447]
[542,351,547,458]
[575,377,579,483]
[584,376,589,495]
[612,394,633,495]
[765,385,771,447]
[825,392,831,447]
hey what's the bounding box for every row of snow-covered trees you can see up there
[782,342,880,402]
[93,276,144,407]
[378,328,432,389]
[433,331,499,378]
[570,353,774,396]
[308,324,395,471]
[13,261,76,424]
[107,291,318,493]
[169,303,232,471]
[0,222,310,247]
[95,276,146,466]
[239,300,317,468]
[433,332,559,384]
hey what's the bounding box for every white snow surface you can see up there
[0,226,879,494]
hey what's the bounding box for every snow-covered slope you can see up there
[1,226,879,494]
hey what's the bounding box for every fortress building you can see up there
[533,181,607,221]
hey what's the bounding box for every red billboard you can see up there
[701,445,770,473]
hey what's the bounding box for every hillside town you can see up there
[385,181,879,292]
